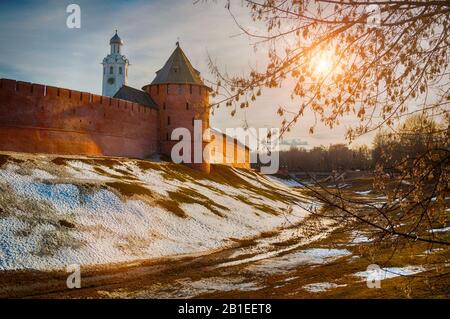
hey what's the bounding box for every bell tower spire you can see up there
[102,30,129,97]
[110,30,123,54]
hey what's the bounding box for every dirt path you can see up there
[0,218,343,298]
[1,214,447,299]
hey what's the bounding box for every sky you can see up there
[0,0,376,149]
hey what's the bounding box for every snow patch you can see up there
[354,265,425,281]
[354,190,371,195]
[428,227,450,233]
[303,282,347,293]
[244,248,351,274]
[349,231,371,244]
[267,175,303,188]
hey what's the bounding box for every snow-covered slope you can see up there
[0,152,310,271]
[267,175,304,187]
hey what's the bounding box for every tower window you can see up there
[163,102,166,110]
[186,102,189,110]
[109,66,113,74]
[166,132,169,141]
[119,67,122,75]
[167,116,171,125]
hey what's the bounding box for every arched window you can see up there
[109,66,113,74]
[167,116,171,125]
[186,102,189,110]
[119,67,123,75]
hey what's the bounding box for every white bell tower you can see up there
[102,30,129,97]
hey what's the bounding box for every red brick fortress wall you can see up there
[0,79,159,158]
[210,131,251,169]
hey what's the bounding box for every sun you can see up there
[309,50,335,77]
[315,57,333,75]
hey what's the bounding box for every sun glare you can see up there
[315,57,333,75]
[309,49,336,78]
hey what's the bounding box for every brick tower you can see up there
[143,43,211,173]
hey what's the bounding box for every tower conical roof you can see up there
[151,43,204,86]
[110,30,123,45]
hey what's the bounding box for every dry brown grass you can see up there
[0,154,10,168]
[153,198,187,218]
[105,181,155,198]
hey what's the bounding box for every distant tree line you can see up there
[277,144,372,172]
[372,115,449,177]
[264,115,448,173]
